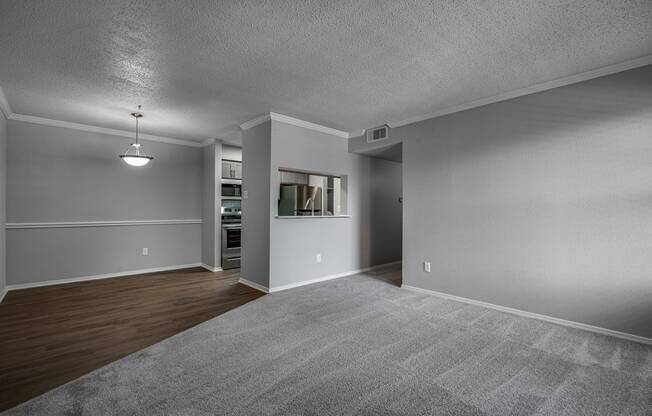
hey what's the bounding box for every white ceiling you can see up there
[0,1,651,142]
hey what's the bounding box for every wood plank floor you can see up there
[0,267,264,412]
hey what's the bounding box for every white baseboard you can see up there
[238,278,270,293]
[267,260,402,293]
[401,284,652,346]
[0,287,7,304]
[201,264,224,272]
[237,261,401,294]
[7,263,203,291]
[268,271,359,293]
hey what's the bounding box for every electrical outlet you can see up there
[142,247,149,256]
[316,253,322,263]
[423,261,431,272]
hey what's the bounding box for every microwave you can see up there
[221,183,242,197]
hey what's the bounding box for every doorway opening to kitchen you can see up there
[366,142,403,287]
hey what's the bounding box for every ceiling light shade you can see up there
[120,144,153,166]
[120,107,153,166]
[121,156,151,166]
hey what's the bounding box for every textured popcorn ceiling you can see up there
[0,1,651,141]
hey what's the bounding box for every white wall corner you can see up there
[0,287,8,304]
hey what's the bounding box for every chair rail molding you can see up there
[6,219,203,229]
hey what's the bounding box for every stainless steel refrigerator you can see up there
[279,184,323,216]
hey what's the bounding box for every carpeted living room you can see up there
[0,1,651,415]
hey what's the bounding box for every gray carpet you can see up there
[4,264,651,415]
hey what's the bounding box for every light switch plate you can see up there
[242,190,249,199]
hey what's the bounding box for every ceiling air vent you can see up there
[366,125,390,143]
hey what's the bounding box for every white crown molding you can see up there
[239,112,351,139]
[6,54,648,145]
[6,263,202,291]
[0,82,210,147]
[389,54,652,129]
[201,138,216,147]
[0,85,12,119]
[401,284,652,346]
[239,114,271,130]
[270,112,350,138]
[6,219,202,229]
[7,113,204,147]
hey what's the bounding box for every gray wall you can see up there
[397,65,652,338]
[7,225,200,284]
[6,121,202,285]
[369,157,402,266]
[240,119,402,290]
[241,121,271,287]
[0,111,6,296]
[269,121,374,289]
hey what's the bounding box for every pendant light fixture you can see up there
[120,105,153,167]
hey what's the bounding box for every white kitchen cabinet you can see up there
[222,160,242,179]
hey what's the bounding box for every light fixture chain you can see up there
[120,106,152,166]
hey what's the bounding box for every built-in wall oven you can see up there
[221,224,241,269]
[221,198,241,269]
[221,198,241,223]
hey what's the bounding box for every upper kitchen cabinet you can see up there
[279,170,308,184]
[222,160,242,180]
